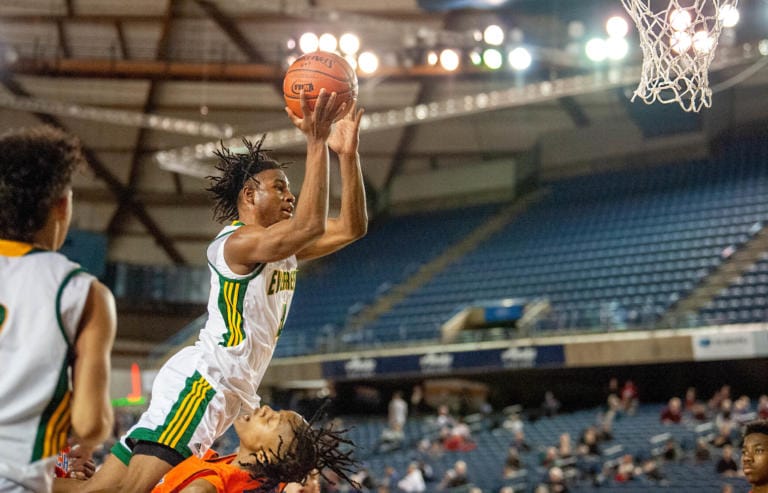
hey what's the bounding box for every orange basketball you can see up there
[283,51,358,118]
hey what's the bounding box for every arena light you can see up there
[692,31,715,53]
[318,33,338,52]
[760,39,768,56]
[469,49,483,66]
[357,51,379,74]
[669,9,693,32]
[483,24,505,46]
[670,31,692,54]
[719,5,740,28]
[606,16,630,38]
[426,50,439,66]
[606,37,629,60]
[585,38,608,62]
[299,32,319,53]
[339,33,360,55]
[439,49,460,71]
[482,48,503,69]
[508,47,532,71]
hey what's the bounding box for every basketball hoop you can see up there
[621,0,739,112]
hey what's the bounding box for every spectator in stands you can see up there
[504,447,522,472]
[541,447,559,468]
[620,380,639,415]
[742,419,768,493]
[716,399,736,430]
[557,433,573,459]
[733,395,754,423]
[379,465,399,491]
[709,385,732,412]
[435,405,455,431]
[542,466,569,493]
[442,417,475,452]
[396,462,425,492]
[389,391,408,433]
[660,397,683,424]
[542,391,562,418]
[379,391,407,451]
[695,437,713,462]
[512,429,532,452]
[638,458,667,485]
[716,444,739,477]
[614,454,637,483]
[438,460,469,490]
[351,465,376,492]
[661,437,682,462]
[410,385,426,417]
[758,395,768,419]
[685,386,698,411]
[577,427,601,456]
[712,422,735,448]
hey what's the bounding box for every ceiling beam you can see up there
[193,0,265,63]
[558,96,591,127]
[0,75,187,265]
[115,21,131,60]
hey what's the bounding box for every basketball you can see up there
[283,51,358,118]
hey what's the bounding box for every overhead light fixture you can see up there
[439,49,460,71]
[508,47,532,71]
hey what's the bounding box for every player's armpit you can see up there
[179,478,218,493]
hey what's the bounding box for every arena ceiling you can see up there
[0,0,767,355]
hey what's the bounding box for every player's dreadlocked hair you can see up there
[238,402,360,492]
[206,135,286,223]
[0,125,86,242]
[744,419,768,440]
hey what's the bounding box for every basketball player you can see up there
[743,419,768,493]
[0,126,117,492]
[151,405,357,492]
[64,90,366,493]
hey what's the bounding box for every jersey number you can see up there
[275,303,288,341]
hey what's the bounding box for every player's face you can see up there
[742,432,768,486]
[251,169,295,226]
[235,406,306,458]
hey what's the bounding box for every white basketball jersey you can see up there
[196,223,297,411]
[0,240,93,484]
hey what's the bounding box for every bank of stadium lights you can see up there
[298,32,319,53]
[719,4,740,28]
[339,33,360,55]
[760,39,768,56]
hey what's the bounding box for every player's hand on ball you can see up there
[328,103,364,157]
[286,89,346,141]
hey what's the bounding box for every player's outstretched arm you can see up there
[224,89,348,270]
[297,104,367,261]
[70,280,116,449]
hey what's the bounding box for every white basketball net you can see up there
[621,0,738,112]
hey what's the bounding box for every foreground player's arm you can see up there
[225,90,347,268]
[70,280,116,448]
[297,105,367,261]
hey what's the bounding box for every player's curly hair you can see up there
[0,125,86,242]
[205,136,286,223]
[238,403,360,492]
[744,419,768,440]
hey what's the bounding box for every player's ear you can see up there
[52,189,73,220]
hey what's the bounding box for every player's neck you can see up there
[33,216,66,251]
